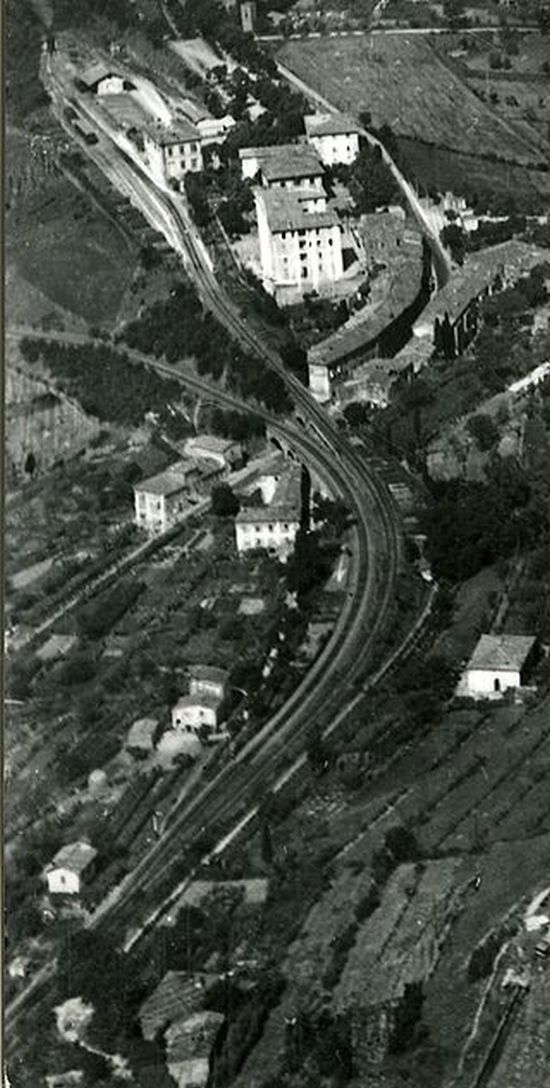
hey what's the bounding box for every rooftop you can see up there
[144,119,201,146]
[467,634,536,672]
[189,664,229,685]
[239,142,323,181]
[236,504,300,524]
[48,842,97,875]
[177,97,212,125]
[304,112,363,138]
[173,693,223,712]
[309,256,422,368]
[135,460,200,497]
[139,972,215,1041]
[414,240,549,333]
[185,434,239,455]
[256,186,339,234]
[126,717,160,749]
[79,62,120,87]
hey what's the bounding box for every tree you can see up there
[467,412,499,452]
[441,223,466,266]
[260,820,274,866]
[24,451,37,477]
[211,483,240,517]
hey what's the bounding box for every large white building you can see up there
[134,460,221,535]
[235,505,301,560]
[44,842,97,896]
[255,186,343,297]
[239,143,324,189]
[304,113,363,166]
[460,634,536,698]
[143,120,203,189]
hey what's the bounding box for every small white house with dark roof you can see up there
[77,63,126,95]
[44,842,98,896]
[461,634,537,698]
[304,112,363,166]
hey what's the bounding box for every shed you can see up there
[188,665,229,701]
[138,972,214,1042]
[462,634,536,697]
[126,717,161,755]
[44,842,97,896]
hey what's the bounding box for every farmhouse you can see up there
[171,693,223,736]
[189,664,229,702]
[134,459,221,534]
[460,634,537,698]
[255,186,343,299]
[44,842,97,896]
[304,112,362,166]
[183,434,242,471]
[77,63,127,95]
[235,505,300,559]
[143,120,203,189]
[412,240,548,355]
[239,143,324,189]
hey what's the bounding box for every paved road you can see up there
[259,25,539,40]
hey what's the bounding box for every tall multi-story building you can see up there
[304,113,363,166]
[255,186,343,298]
[143,120,203,189]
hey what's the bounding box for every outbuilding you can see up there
[44,842,98,896]
[461,634,537,698]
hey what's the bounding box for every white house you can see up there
[304,113,362,166]
[134,459,221,535]
[189,664,229,702]
[143,120,203,189]
[171,694,223,737]
[461,634,536,698]
[44,842,98,896]
[255,185,343,298]
[235,505,300,560]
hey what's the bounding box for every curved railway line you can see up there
[6,68,412,1042]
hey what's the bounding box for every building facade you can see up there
[239,144,324,189]
[134,460,220,534]
[255,186,343,297]
[183,435,242,471]
[189,665,229,702]
[304,113,362,166]
[235,506,300,559]
[143,122,203,189]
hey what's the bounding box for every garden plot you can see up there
[278,35,543,165]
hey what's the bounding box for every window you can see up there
[167,146,173,157]
[494,678,501,692]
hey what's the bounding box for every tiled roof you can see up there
[135,462,197,497]
[189,665,229,685]
[413,241,549,334]
[173,693,223,712]
[467,634,536,672]
[144,119,200,146]
[236,505,300,524]
[256,187,338,234]
[304,112,363,138]
[79,62,119,87]
[239,143,323,180]
[139,972,214,1041]
[49,842,97,874]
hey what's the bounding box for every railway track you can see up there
[6,67,407,1042]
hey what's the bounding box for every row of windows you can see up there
[242,523,293,534]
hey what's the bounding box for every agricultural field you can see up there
[277,34,544,164]
[6,130,139,327]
